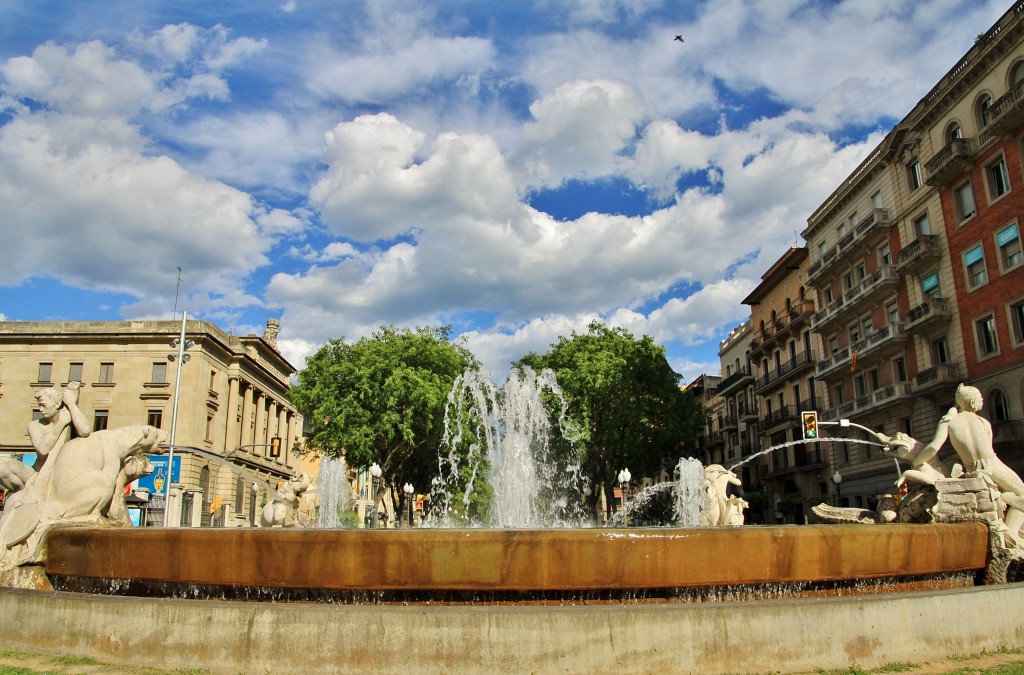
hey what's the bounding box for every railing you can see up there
[914,363,959,391]
[754,351,817,393]
[816,346,852,379]
[897,236,941,272]
[850,322,907,361]
[924,137,974,186]
[905,297,951,332]
[717,366,754,395]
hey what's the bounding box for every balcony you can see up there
[720,415,738,432]
[904,297,952,334]
[994,420,1024,447]
[897,236,942,276]
[717,366,754,397]
[984,78,1024,139]
[816,346,852,381]
[788,299,815,328]
[754,351,818,394]
[762,404,799,432]
[851,322,907,363]
[807,246,840,285]
[914,363,959,397]
[924,137,975,187]
[810,295,849,332]
[738,401,760,422]
[820,382,914,421]
[853,265,900,309]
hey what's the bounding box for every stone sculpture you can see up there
[814,384,1024,550]
[260,472,313,527]
[0,381,164,583]
[701,464,745,526]
[0,458,34,492]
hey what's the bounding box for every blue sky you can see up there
[0,0,1009,383]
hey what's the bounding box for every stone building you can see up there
[0,319,303,526]
[741,246,824,522]
[800,2,1024,505]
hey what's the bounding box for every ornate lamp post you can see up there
[618,468,631,525]
[368,463,382,529]
[403,483,414,527]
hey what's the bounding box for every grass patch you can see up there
[49,655,99,666]
[875,663,917,672]
[815,668,870,675]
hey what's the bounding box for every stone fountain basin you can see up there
[44,522,987,593]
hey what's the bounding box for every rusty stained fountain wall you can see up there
[43,522,989,593]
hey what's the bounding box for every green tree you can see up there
[289,325,476,517]
[518,321,703,519]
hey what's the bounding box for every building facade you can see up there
[0,319,304,526]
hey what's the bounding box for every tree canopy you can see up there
[289,325,476,500]
[518,321,703,518]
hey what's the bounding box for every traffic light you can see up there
[269,436,282,458]
[801,411,819,440]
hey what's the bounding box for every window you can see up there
[68,362,83,383]
[868,368,880,391]
[894,356,907,382]
[954,181,976,222]
[151,362,167,384]
[843,271,854,290]
[1009,298,1024,346]
[987,155,1011,199]
[991,390,1011,422]
[94,410,109,431]
[833,384,845,405]
[922,272,940,297]
[933,337,950,364]
[879,242,892,266]
[854,374,867,398]
[1013,60,1024,86]
[849,212,859,228]
[914,213,932,236]
[946,122,962,143]
[886,301,900,324]
[98,362,114,384]
[37,362,52,383]
[964,244,988,289]
[849,321,861,345]
[976,314,999,358]
[206,415,214,442]
[209,370,218,392]
[907,159,923,191]
[997,222,1022,271]
[147,410,163,428]
[977,94,993,128]
[871,191,883,209]
[824,287,834,304]
[860,314,874,337]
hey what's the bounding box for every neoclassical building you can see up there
[0,318,304,526]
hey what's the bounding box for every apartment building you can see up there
[715,320,757,482]
[801,3,1024,506]
[684,373,722,468]
[0,319,304,526]
[741,246,825,522]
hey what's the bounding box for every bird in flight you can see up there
[674,35,684,43]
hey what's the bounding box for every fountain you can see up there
[1,380,1023,673]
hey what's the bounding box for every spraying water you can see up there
[430,367,585,527]
[673,457,707,526]
[317,456,350,528]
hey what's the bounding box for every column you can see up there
[224,375,241,456]
[240,383,255,450]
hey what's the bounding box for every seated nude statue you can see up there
[914,384,1024,546]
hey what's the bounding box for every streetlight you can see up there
[368,463,382,529]
[832,470,843,505]
[251,482,259,526]
[403,483,414,527]
[618,468,631,525]
[163,311,194,527]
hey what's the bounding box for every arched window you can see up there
[946,122,962,143]
[990,389,1011,422]
[977,94,993,128]
[1011,60,1024,87]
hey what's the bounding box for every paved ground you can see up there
[1,649,1022,674]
